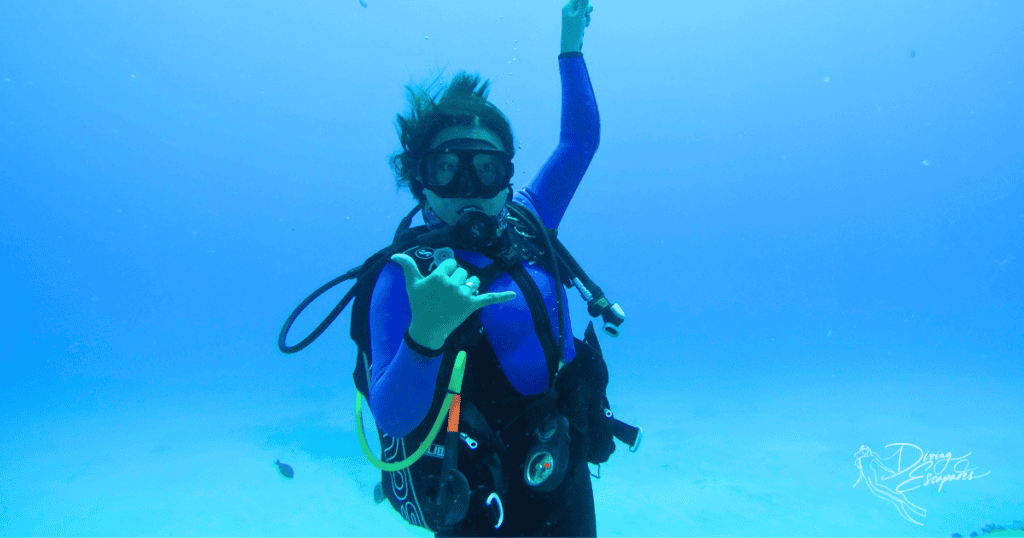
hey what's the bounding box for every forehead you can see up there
[430,122,505,152]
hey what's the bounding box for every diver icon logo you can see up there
[414,248,434,260]
[853,443,990,526]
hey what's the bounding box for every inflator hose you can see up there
[356,350,467,471]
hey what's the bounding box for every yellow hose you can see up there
[356,350,467,472]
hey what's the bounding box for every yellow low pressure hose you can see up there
[356,350,467,472]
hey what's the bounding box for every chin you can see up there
[427,191,507,225]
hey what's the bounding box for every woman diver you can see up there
[367,1,604,536]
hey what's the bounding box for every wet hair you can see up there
[390,72,516,203]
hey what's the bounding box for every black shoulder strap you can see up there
[350,227,431,400]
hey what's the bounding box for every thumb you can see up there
[390,253,423,287]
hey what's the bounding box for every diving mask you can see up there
[418,141,514,199]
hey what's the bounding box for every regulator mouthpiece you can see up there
[453,208,499,250]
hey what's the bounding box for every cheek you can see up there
[485,190,509,214]
[440,205,465,225]
[425,194,455,224]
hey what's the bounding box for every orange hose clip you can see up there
[447,393,462,432]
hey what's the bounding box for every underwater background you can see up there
[1,0,1022,536]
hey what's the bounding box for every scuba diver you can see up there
[280,1,640,536]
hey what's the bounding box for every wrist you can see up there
[407,324,446,352]
[561,37,582,55]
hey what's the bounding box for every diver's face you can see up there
[422,124,510,226]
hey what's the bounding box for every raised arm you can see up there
[520,1,599,229]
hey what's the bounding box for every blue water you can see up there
[2,1,1021,536]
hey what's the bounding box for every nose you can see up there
[453,170,478,198]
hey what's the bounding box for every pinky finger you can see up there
[478,290,517,306]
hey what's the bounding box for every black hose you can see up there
[277,266,362,354]
[509,203,564,367]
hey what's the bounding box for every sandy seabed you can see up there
[2,367,1020,537]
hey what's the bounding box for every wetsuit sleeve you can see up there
[519,52,600,230]
[367,261,446,439]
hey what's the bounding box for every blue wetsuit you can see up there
[368,53,599,440]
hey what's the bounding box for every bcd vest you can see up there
[278,201,641,535]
